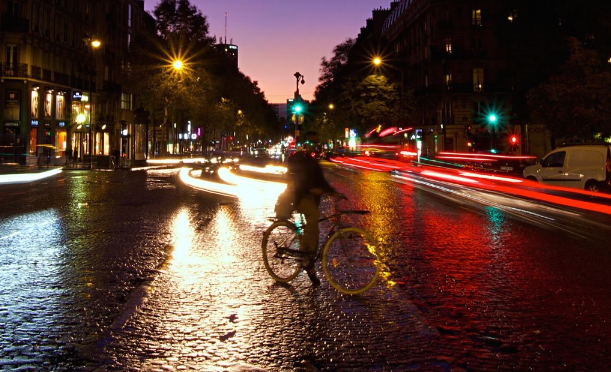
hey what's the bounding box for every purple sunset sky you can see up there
[144,0,392,104]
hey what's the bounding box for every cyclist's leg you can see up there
[295,196,321,285]
[295,196,320,262]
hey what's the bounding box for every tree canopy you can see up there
[497,0,611,141]
[126,0,279,154]
[312,37,411,143]
[527,38,611,141]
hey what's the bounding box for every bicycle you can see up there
[262,194,380,295]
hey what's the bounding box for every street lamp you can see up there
[87,38,101,169]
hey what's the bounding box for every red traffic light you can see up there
[509,135,518,144]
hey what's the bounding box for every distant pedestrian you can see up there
[73,148,78,164]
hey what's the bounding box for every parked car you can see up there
[523,144,611,192]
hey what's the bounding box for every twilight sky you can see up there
[144,0,392,104]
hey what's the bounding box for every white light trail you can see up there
[0,168,62,185]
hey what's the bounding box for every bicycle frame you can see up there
[285,198,370,262]
[263,195,379,294]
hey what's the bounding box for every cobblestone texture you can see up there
[0,165,610,371]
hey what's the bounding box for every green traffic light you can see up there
[488,114,497,123]
[294,104,302,113]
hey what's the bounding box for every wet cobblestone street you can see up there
[1,165,611,371]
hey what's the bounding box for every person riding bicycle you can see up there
[286,131,337,286]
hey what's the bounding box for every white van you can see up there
[523,145,611,192]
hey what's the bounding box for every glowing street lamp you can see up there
[173,59,183,71]
[373,57,382,66]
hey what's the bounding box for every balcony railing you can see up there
[1,15,29,32]
[31,65,42,79]
[0,63,28,78]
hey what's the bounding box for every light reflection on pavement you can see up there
[101,173,438,371]
[3,161,611,371]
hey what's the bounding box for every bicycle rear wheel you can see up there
[322,227,380,295]
[262,220,303,282]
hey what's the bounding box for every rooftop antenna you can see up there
[224,12,228,44]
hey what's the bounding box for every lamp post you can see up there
[372,57,405,127]
[76,114,86,163]
[88,38,101,169]
[488,114,497,151]
[171,59,183,155]
[293,72,305,140]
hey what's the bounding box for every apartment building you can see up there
[381,0,537,156]
[0,0,150,166]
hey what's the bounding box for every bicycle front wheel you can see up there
[262,220,302,282]
[322,227,380,295]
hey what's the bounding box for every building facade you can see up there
[0,0,150,166]
[214,42,238,68]
[381,0,549,157]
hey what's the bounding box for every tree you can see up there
[316,39,355,97]
[154,0,215,46]
[498,0,611,119]
[126,0,279,155]
[349,75,399,129]
[313,36,414,145]
[527,38,611,141]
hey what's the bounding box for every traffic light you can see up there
[488,114,497,124]
[509,134,518,145]
[293,103,302,113]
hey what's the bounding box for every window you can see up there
[472,37,483,50]
[472,9,482,26]
[32,6,39,32]
[445,38,452,53]
[473,68,484,92]
[8,1,19,16]
[443,101,453,124]
[508,10,518,22]
[121,93,132,110]
[445,73,453,89]
[43,9,50,36]
[29,128,38,154]
[128,4,132,27]
[542,152,566,168]
[6,45,18,66]
[127,32,131,48]
[473,101,484,114]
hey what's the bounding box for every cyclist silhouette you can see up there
[286,131,337,285]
